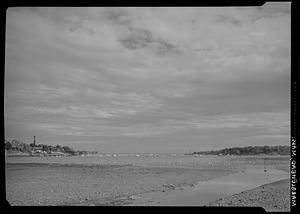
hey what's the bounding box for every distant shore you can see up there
[6,152,69,157]
[5,151,290,158]
[5,151,92,157]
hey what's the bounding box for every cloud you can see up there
[118,26,179,55]
[5,5,290,152]
[214,15,242,26]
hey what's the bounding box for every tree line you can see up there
[191,145,290,156]
[4,139,98,156]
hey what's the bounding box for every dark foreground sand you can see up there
[5,163,235,206]
[207,178,290,212]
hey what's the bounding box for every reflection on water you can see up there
[128,167,290,206]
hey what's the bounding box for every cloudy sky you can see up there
[5,4,290,153]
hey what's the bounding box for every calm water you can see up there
[128,166,290,206]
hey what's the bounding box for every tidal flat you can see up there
[5,155,290,208]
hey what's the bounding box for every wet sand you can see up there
[208,178,290,212]
[127,166,289,207]
[5,163,235,206]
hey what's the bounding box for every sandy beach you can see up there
[5,155,290,209]
[207,164,290,212]
[208,179,290,212]
[5,162,235,206]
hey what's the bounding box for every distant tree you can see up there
[5,141,12,150]
[20,144,32,153]
[191,145,290,156]
[42,145,50,153]
[62,146,75,154]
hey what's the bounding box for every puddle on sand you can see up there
[127,166,289,206]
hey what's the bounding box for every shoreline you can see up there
[6,163,236,206]
[5,156,290,207]
[207,178,290,212]
[125,165,289,207]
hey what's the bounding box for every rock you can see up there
[163,184,175,189]
[130,195,140,200]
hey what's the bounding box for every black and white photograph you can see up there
[4,3,294,211]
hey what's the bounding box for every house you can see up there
[33,146,43,151]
